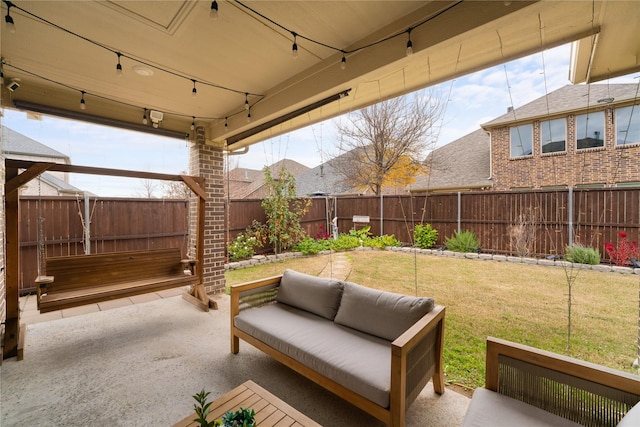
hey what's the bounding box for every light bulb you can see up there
[406,40,413,56]
[143,111,148,125]
[341,55,346,70]
[191,117,195,130]
[5,6,15,34]
[192,80,197,97]
[210,1,218,20]
[291,33,298,58]
[116,53,123,76]
[224,117,228,129]
[80,91,86,110]
[153,122,158,128]
[247,111,251,123]
[244,93,249,110]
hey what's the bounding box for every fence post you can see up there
[568,187,573,247]
[84,192,91,254]
[380,193,384,236]
[457,192,461,234]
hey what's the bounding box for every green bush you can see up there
[364,234,402,249]
[293,237,331,255]
[329,234,361,251]
[565,244,601,265]
[445,230,480,253]
[227,233,262,262]
[414,223,438,249]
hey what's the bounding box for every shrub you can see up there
[329,234,361,251]
[565,244,600,265]
[227,233,262,262]
[293,237,331,255]
[604,232,639,266]
[364,234,402,249]
[445,230,480,253]
[349,225,372,240]
[414,223,438,249]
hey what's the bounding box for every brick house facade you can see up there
[483,84,640,191]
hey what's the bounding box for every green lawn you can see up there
[225,251,639,390]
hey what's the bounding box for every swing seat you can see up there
[35,248,198,313]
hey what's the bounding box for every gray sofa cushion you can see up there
[462,388,582,427]
[617,402,640,427]
[234,303,392,408]
[334,281,434,341]
[275,269,343,320]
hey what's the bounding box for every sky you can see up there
[3,42,638,197]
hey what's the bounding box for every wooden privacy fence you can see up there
[19,196,190,294]
[226,187,640,261]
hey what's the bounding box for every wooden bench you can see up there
[35,248,198,313]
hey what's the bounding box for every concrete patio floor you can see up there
[2,291,469,426]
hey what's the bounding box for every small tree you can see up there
[261,167,310,254]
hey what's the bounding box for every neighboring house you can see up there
[295,153,360,197]
[1,126,86,196]
[226,159,310,199]
[482,84,640,191]
[410,129,492,193]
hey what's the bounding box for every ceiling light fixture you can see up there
[4,0,15,33]
[406,28,414,56]
[80,91,86,110]
[210,1,218,20]
[132,65,154,77]
[115,52,123,76]
[291,32,298,58]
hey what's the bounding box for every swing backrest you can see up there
[43,248,187,293]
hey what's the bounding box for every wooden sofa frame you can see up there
[35,248,198,313]
[483,337,640,426]
[230,275,446,427]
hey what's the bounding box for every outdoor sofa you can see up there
[230,269,446,427]
[462,337,640,427]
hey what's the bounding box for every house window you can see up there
[576,111,605,149]
[540,118,566,153]
[616,105,640,146]
[510,124,533,157]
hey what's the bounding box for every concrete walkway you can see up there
[317,251,352,281]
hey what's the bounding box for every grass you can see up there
[225,251,639,390]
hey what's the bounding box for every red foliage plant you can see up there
[604,232,639,266]
[315,225,330,240]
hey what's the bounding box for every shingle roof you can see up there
[482,84,640,128]
[295,156,359,197]
[411,129,492,192]
[1,126,71,161]
[228,159,310,199]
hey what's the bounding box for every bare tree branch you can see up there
[333,90,445,195]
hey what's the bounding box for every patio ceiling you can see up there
[1,1,638,151]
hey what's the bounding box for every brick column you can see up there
[189,127,226,293]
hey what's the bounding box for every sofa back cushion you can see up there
[334,281,435,341]
[275,269,344,320]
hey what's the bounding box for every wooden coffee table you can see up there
[173,380,322,427]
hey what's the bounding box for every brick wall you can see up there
[491,108,640,190]
[1,147,5,330]
[189,127,226,293]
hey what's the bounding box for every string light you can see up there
[341,53,346,70]
[291,32,298,58]
[4,0,15,33]
[115,52,123,76]
[247,109,252,123]
[210,1,218,20]
[244,93,249,110]
[224,117,228,129]
[406,28,413,56]
[142,108,148,125]
[191,116,195,130]
[192,79,197,97]
[80,91,86,110]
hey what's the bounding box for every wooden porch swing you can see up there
[3,159,213,361]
